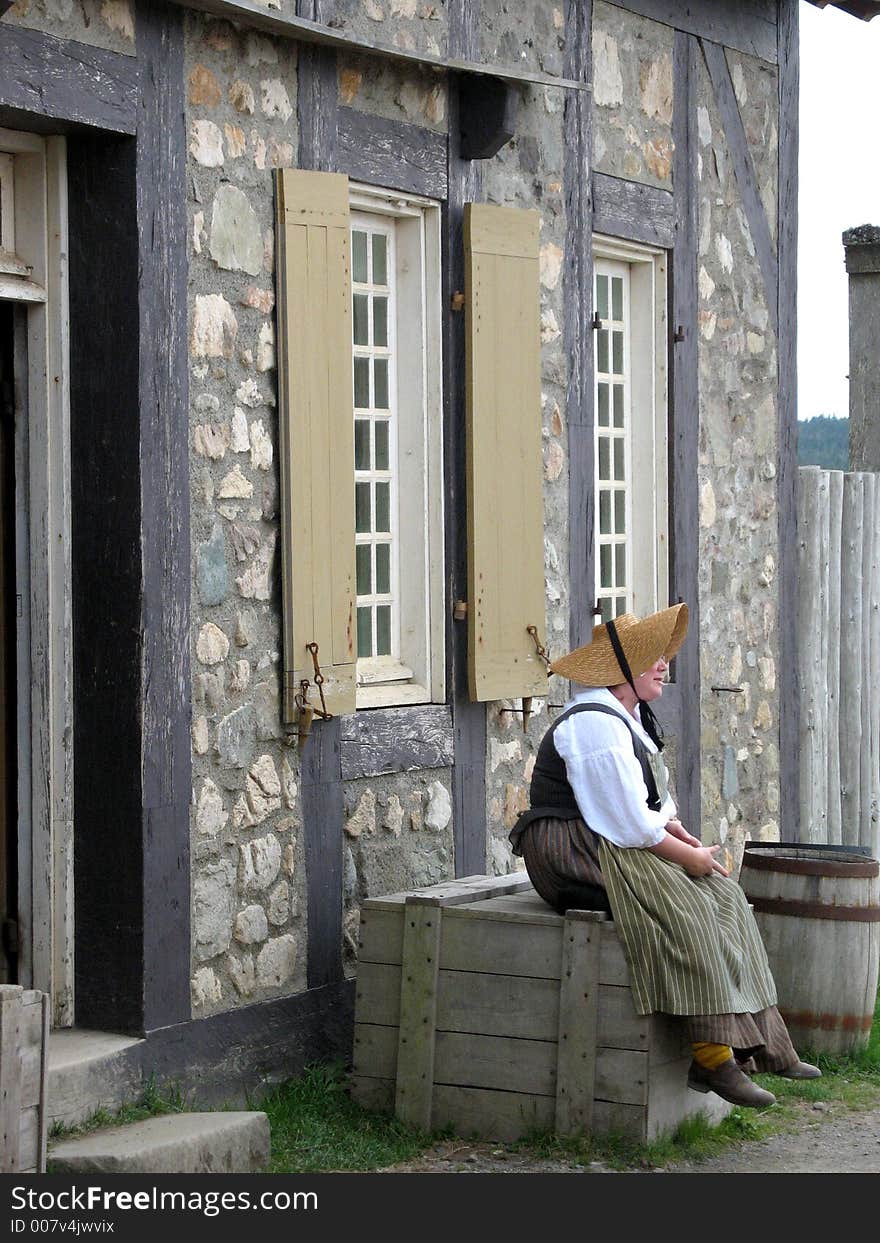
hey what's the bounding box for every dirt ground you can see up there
[376,1098,880,1174]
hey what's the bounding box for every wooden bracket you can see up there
[459,73,518,160]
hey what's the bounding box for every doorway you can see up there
[0,300,16,983]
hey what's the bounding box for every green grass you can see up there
[47,1077,188,1143]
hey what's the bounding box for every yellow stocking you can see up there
[691,1042,733,1070]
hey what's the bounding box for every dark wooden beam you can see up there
[592,172,675,250]
[337,106,447,199]
[601,0,778,64]
[0,23,138,134]
[564,0,595,654]
[340,707,454,781]
[701,38,778,337]
[135,0,192,1031]
[777,0,800,839]
[669,29,702,840]
[459,74,518,160]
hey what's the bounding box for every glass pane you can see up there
[615,544,626,588]
[375,420,389,470]
[374,357,389,409]
[353,294,369,346]
[615,595,627,617]
[357,606,372,658]
[354,418,370,469]
[376,543,390,594]
[375,481,390,532]
[600,597,613,623]
[612,330,623,374]
[613,384,624,429]
[596,275,608,320]
[373,297,388,347]
[376,605,391,656]
[600,543,612,589]
[356,544,371,595]
[353,357,370,409]
[598,437,610,481]
[372,233,387,285]
[613,437,625,482]
[597,384,609,428]
[597,329,609,374]
[599,490,611,535]
[355,482,371,533]
[611,276,623,320]
[614,490,626,534]
[352,231,368,284]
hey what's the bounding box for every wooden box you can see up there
[0,986,50,1173]
[351,876,731,1143]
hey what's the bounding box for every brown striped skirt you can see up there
[518,816,799,1071]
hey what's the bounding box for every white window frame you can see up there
[593,235,668,619]
[349,183,445,709]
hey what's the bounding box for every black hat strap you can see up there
[605,619,665,752]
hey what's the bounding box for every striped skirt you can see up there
[518,816,799,1070]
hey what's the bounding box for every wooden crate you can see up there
[0,986,50,1173]
[351,875,731,1143]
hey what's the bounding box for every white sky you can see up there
[798,1,880,420]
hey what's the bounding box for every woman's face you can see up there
[632,656,668,703]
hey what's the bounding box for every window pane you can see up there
[615,596,627,617]
[372,233,387,285]
[600,544,612,589]
[374,420,389,470]
[613,384,624,429]
[354,357,370,409]
[597,383,609,428]
[357,606,372,658]
[611,276,623,320]
[355,482,371,533]
[615,544,626,588]
[614,490,626,534]
[612,330,623,374]
[373,296,388,347]
[598,437,610,481]
[356,544,371,595]
[353,294,369,346]
[596,275,608,320]
[375,481,390,532]
[600,597,613,623]
[355,418,370,469]
[374,357,389,409]
[599,490,611,535]
[597,329,609,374]
[352,231,368,284]
[376,542,390,594]
[376,605,391,656]
[613,437,625,481]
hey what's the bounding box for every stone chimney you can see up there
[844,224,880,470]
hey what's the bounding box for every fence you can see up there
[797,466,880,860]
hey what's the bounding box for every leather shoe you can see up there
[778,1060,822,1080]
[687,1057,776,1108]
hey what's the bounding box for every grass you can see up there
[48,1077,188,1142]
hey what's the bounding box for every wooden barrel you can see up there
[740,843,880,1055]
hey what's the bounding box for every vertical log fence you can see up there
[798,466,880,860]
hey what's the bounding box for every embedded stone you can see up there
[256,935,297,988]
[539,242,563,291]
[218,465,254,500]
[192,294,238,359]
[231,407,250,453]
[190,119,224,167]
[196,669,226,713]
[210,184,264,277]
[230,521,261,564]
[241,286,274,314]
[197,622,230,666]
[722,745,739,801]
[216,705,254,769]
[491,738,522,773]
[256,323,275,373]
[339,68,363,105]
[236,538,275,601]
[540,310,560,343]
[101,0,134,40]
[193,210,205,255]
[346,789,376,838]
[252,133,267,171]
[192,716,210,756]
[245,33,279,65]
[267,138,294,169]
[246,754,282,823]
[643,137,673,181]
[234,904,269,945]
[191,966,222,1007]
[698,105,712,147]
[235,377,266,408]
[544,440,564,481]
[240,832,282,892]
[757,820,779,843]
[224,124,247,158]
[230,659,251,693]
[229,953,256,997]
[504,783,529,828]
[196,777,229,836]
[194,423,228,460]
[715,233,733,274]
[267,881,290,926]
[592,30,623,107]
[380,794,405,837]
[409,790,424,832]
[197,522,229,607]
[639,53,673,125]
[759,656,776,692]
[229,79,256,114]
[282,843,296,877]
[699,265,716,301]
[235,608,257,648]
[250,419,273,471]
[194,860,236,960]
[260,78,292,121]
[754,701,772,731]
[233,794,256,830]
[189,64,222,108]
[699,480,717,528]
[747,332,765,355]
[255,680,282,741]
[364,0,384,18]
[281,755,297,809]
[550,404,563,437]
[343,848,358,903]
[425,781,452,832]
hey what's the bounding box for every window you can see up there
[349,186,444,708]
[593,237,668,622]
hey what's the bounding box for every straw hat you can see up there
[549,603,689,687]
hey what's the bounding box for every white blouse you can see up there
[552,687,676,849]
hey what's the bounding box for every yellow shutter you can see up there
[465,202,547,702]
[275,168,356,722]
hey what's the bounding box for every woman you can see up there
[509,602,820,1109]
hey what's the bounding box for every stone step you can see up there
[48,1029,145,1130]
[47,1111,270,1174]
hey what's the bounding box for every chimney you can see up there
[844,224,880,470]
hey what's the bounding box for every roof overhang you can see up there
[807,1,880,19]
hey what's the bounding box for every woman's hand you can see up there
[665,818,701,847]
[682,843,729,878]
[649,832,730,877]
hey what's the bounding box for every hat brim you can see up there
[550,602,689,687]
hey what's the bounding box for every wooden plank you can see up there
[437,971,559,1042]
[339,705,454,779]
[442,900,561,927]
[592,1098,647,1142]
[349,1074,394,1114]
[0,24,138,135]
[870,478,880,860]
[596,984,651,1051]
[37,993,49,1172]
[454,890,563,922]
[797,468,828,842]
[0,988,22,1171]
[394,903,442,1129]
[431,1083,555,1143]
[440,916,563,979]
[860,473,878,853]
[592,173,675,249]
[601,0,778,64]
[361,872,532,911]
[598,922,630,985]
[357,908,404,965]
[826,469,844,846]
[19,1106,38,1174]
[301,719,345,987]
[594,1046,648,1107]
[555,914,599,1135]
[840,473,863,846]
[352,1021,397,1080]
[435,1030,557,1097]
[337,107,447,200]
[355,961,402,1027]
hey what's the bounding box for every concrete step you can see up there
[47,1111,270,1174]
[48,1030,145,1129]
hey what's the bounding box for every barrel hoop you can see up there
[781,1009,874,1034]
[750,896,880,922]
[742,853,879,879]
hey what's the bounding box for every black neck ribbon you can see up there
[605,619,665,752]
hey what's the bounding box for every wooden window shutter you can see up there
[464,202,548,702]
[275,168,356,723]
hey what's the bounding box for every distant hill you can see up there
[797,415,849,471]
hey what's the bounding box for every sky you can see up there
[798,1,880,421]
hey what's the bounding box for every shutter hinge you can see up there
[453,599,468,620]
[672,325,686,343]
[451,291,466,313]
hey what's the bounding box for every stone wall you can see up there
[4,0,136,53]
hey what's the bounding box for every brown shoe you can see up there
[687,1057,777,1108]
[778,1060,822,1080]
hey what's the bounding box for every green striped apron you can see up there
[597,838,778,1018]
